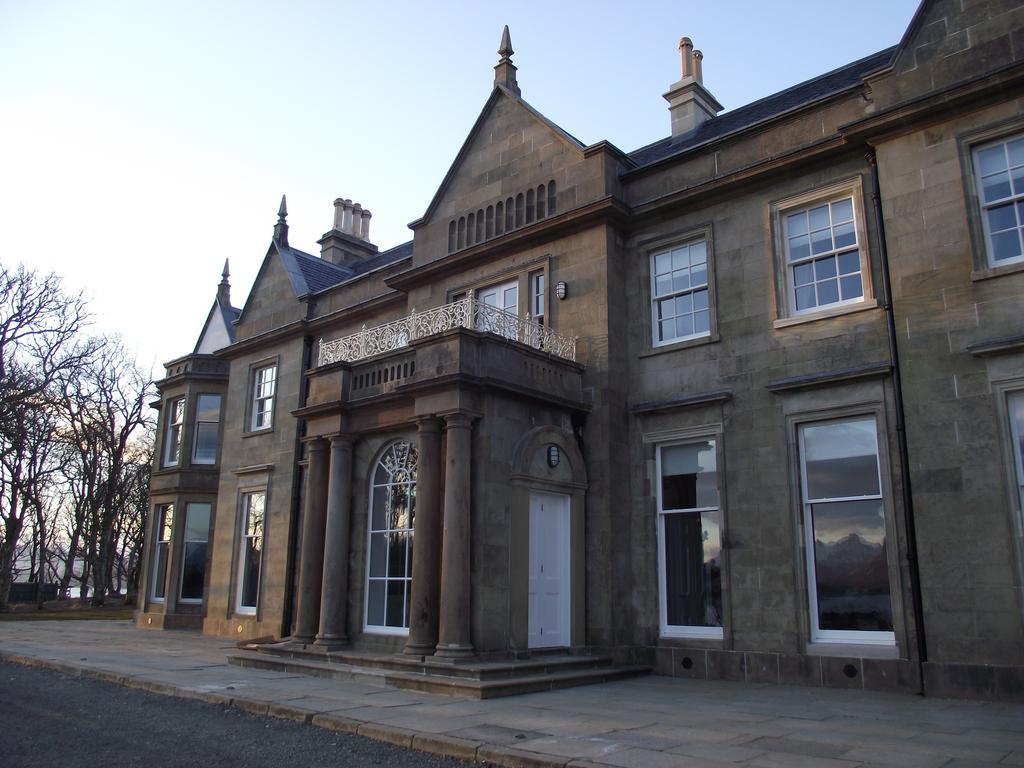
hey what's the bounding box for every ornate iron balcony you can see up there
[318,297,578,366]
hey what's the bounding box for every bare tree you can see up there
[62,341,153,606]
[0,264,97,610]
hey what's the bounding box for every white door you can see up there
[478,280,518,315]
[528,491,570,648]
[477,280,519,339]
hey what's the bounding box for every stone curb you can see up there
[0,651,573,768]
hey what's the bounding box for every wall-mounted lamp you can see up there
[547,444,561,468]
[555,281,568,300]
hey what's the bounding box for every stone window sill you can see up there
[805,641,899,659]
[773,299,879,329]
[971,260,1024,282]
[640,333,720,358]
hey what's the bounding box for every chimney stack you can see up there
[319,195,379,267]
[663,36,722,139]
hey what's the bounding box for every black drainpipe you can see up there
[867,150,928,692]
[282,334,314,637]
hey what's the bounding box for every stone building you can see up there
[138,0,1024,700]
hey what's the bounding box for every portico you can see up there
[285,310,588,662]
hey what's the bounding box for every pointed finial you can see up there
[498,25,513,60]
[273,194,289,246]
[217,259,231,305]
[494,24,521,96]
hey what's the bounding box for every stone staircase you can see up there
[227,643,649,699]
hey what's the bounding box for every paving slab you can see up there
[1,620,1023,768]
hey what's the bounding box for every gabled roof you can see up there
[626,47,896,171]
[194,294,240,354]
[410,85,585,228]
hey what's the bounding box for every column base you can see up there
[434,644,475,660]
[314,633,348,649]
[288,634,317,647]
[402,641,437,657]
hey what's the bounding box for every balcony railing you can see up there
[318,297,578,366]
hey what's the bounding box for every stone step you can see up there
[242,642,618,681]
[227,650,650,699]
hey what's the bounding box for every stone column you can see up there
[315,435,354,647]
[291,438,329,644]
[435,412,474,659]
[404,417,443,656]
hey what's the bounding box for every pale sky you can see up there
[1,0,920,371]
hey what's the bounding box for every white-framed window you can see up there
[179,502,211,603]
[531,271,545,321]
[783,196,864,314]
[250,365,276,431]
[797,416,894,645]
[651,238,710,346]
[236,491,265,615]
[150,504,173,602]
[365,441,417,634]
[163,398,185,467]
[1009,392,1024,513]
[656,439,724,638]
[191,394,222,464]
[972,134,1024,267]
[476,279,519,339]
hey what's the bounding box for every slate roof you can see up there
[626,47,897,170]
[351,239,414,278]
[277,240,414,298]
[218,300,240,343]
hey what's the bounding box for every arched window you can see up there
[515,193,524,227]
[505,198,514,231]
[448,220,457,253]
[365,440,417,632]
[476,209,484,243]
[485,205,494,239]
[547,181,557,215]
[495,201,504,236]
[457,217,466,250]
[467,212,475,246]
[536,185,546,219]
[526,189,535,224]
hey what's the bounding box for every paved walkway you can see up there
[0,621,1021,768]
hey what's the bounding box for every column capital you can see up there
[415,415,443,433]
[329,432,355,447]
[441,411,476,430]
[302,435,330,452]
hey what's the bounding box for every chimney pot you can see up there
[360,209,372,241]
[350,203,363,236]
[693,50,704,84]
[679,37,694,79]
[341,199,353,233]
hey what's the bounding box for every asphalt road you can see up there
[0,662,472,768]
